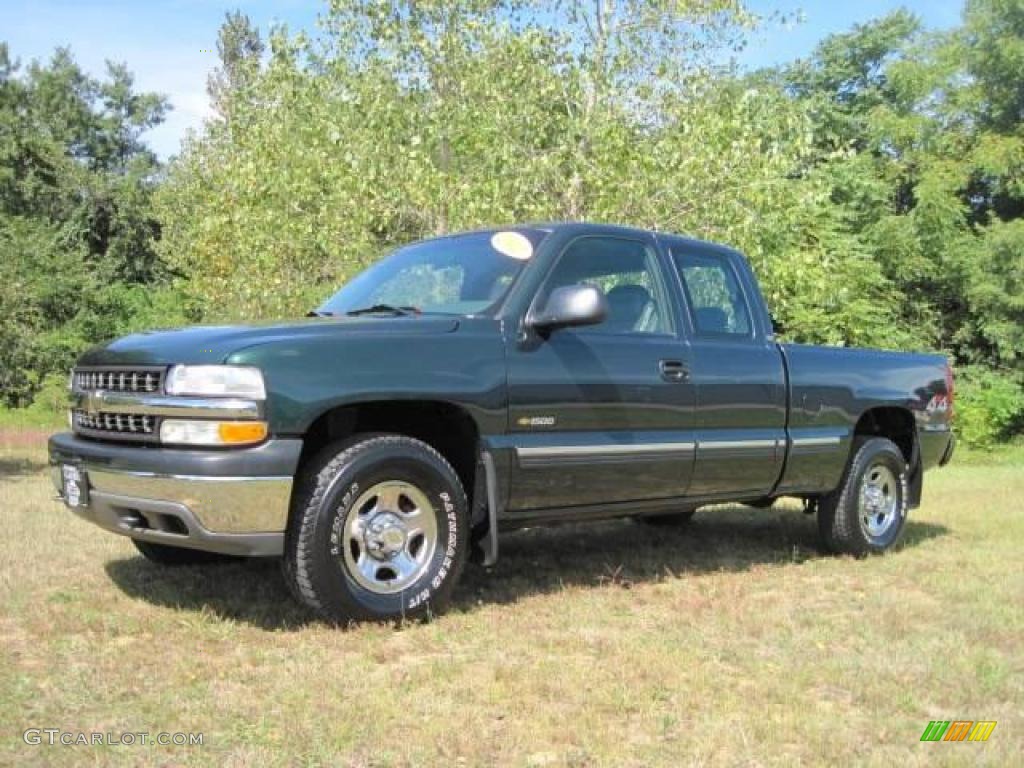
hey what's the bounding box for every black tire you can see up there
[638,508,697,526]
[818,437,908,556]
[283,434,469,624]
[132,539,238,565]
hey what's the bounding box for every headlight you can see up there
[160,419,268,446]
[165,365,266,399]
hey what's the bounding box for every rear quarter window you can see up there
[671,250,753,337]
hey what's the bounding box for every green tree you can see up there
[7,2,1024,444]
[962,0,1024,133]
[768,3,1023,442]
[207,10,265,119]
[0,44,187,407]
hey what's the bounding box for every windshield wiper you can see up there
[346,304,420,317]
[306,310,336,317]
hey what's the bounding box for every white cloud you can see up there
[127,54,216,159]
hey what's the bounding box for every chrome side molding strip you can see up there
[516,442,697,467]
[698,439,778,450]
[790,436,842,447]
[517,442,696,459]
[515,435,843,464]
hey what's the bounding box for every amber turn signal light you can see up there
[217,421,268,445]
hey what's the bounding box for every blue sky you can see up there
[1,1,965,159]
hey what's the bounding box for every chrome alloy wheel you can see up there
[341,481,438,594]
[858,463,900,540]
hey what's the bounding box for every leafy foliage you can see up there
[0,43,192,407]
[159,1,906,348]
[956,366,1024,447]
[3,1,1024,447]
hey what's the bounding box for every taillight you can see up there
[944,361,955,418]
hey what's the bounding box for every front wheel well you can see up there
[297,400,481,505]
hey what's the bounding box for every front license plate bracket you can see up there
[61,463,89,508]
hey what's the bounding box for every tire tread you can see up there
[282,434,466,622]
[818,436,907,556]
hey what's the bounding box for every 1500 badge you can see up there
[517,416,556,427]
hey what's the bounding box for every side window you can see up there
[540,237,672,335]
[671,251,752,337]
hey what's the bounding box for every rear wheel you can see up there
[818,437,908,556]
[132,539,238,565]
[283,434,469,624]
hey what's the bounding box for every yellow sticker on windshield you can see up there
[491,231,534,260]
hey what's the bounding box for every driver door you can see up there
[503,234,697,516]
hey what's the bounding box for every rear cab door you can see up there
[659,237,788,499]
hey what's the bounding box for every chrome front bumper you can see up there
[48,433,302,556]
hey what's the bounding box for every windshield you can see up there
[317,229,549,316]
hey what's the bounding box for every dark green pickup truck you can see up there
[49,222,955,623]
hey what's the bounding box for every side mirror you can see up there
[528,284,608,334]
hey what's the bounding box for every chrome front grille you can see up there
[73,410,156,436]
[73,368,163,394]
[72,366,166,442]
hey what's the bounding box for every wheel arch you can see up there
[853,407,915,462]
[297,399,483,511]
[852,405,922,507]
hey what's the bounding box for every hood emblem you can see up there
[82,390,104,415]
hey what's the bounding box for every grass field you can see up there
[1,430,1021,767]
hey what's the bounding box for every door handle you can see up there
[659,359,689,382]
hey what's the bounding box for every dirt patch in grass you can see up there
[0,427,52,450]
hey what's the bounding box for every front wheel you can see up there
[283,434,469,624]
[818,437,908,556]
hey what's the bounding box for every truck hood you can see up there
[77,315,460,367]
